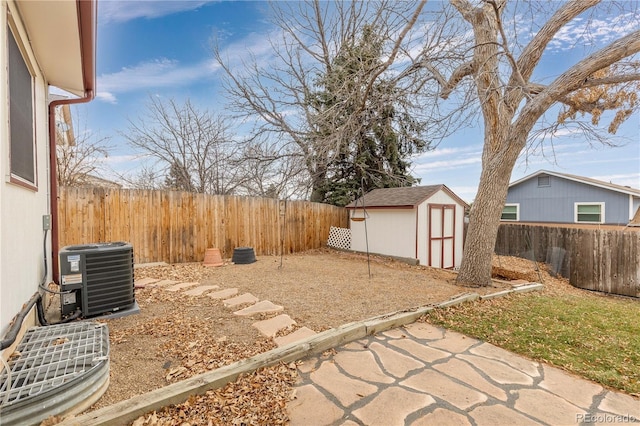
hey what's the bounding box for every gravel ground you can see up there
[52,249,553,425]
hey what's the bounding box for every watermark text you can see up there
[576,413,639,423]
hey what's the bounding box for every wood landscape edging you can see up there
[59,288,541,426]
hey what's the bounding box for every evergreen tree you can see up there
[309,25,426,206]
[164,160,192,192]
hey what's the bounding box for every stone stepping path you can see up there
[274,327,317,347]
[207,288,238,300]
[253,314,296,338]
[134,277,159,289]
[224,293,259,308]
[137,279,317,352]
[147,279,178,288]
[166,282,200,292]
[183,285,220,297]
[234,300,284,316]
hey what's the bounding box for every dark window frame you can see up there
[7,22,38,190]
[501,204,519,221]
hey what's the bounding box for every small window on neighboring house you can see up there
[575,203,604,224]
[537,175,550,187]
[8,25,36,187]
[501,204,519,221]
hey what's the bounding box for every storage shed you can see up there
[345,185,469,269]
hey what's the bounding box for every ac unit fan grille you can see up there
[84,249,134,316]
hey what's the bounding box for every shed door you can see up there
[428,204,456,269]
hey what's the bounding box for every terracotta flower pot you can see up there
[203,248,224,267]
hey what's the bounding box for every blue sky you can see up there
[76,0,640,203]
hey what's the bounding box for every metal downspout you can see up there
[48,0,96,283]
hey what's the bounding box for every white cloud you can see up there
[94,25,280,101]
[99,0,218,24]
[548,12,640,51]
[546,128,580,138]
[96,91,118,104]
[412,145,482,173]
[415,145,482,159]
[414,157,481,172]
[97,57,220,96]
[447,185,478,203]
[101,154,141,165]
[216,29,283,72]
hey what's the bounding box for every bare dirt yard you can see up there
[56,249,553,425]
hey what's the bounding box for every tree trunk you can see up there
[456,159,513,286]
[308,161,328,203]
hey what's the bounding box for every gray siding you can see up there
[506,175,632,225]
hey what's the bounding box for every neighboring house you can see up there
[1,0,98,421]
[53,101,75,147]
[346,185,469,269]
[78,174,123,188]
[502,170,640,226]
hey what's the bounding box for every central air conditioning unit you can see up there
[59,242,135,318]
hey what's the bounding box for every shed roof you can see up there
[510,170,640,197]
[345,185,469,209]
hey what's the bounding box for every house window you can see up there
[501,204,519,221]
[8,25,36,187]
[575,203,604,224]
[537,175,550,187]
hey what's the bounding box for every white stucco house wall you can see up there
[1,0,96,348]
[345,185,469,269]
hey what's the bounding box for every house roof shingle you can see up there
[510,170,640,197]
[345,185,468,209]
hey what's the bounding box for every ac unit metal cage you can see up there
[59,242,135,318]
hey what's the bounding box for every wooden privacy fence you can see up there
[59,187,349,264]
[495,223,640,298]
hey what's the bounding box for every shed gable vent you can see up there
[537,175,550,187]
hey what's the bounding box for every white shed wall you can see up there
[350,209,416,260]
[1,2,52,337]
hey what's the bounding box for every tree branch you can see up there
[440,61,475,99]
[515,29,640,135]
[582,73,640,87]
[359,0,427,110]
[515,0,600,83]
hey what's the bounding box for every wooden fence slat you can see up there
[59,187,348,265]
[495,223,640,298]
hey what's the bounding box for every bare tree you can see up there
[122,96,245,195]
[233,139,309,199]
[213,0,455,203]
[216,0,639,286]
[402,0,640,286]
[55,106,112,187]
[119,165,164,190]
